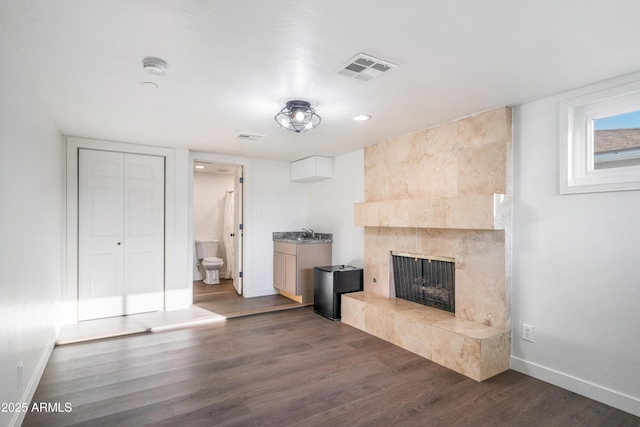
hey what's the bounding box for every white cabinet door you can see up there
[78,149,164,321]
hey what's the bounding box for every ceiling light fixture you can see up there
[142,57,168,76]
[353,114,372,121]
[275,100,321,133]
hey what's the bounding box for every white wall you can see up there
[0,24,63,427]
[246,152,365,294]
[247,158,307,296]
[512,72,640,416]
[306,150,364,267]
[193,172,234,244]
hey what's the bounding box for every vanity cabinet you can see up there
[273,241,331,303]
[273,250,296,295]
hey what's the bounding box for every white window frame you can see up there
[559,79,640,194]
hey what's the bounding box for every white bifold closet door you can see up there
[78,149,165,321]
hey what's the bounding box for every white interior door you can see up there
[78,149,164,320]
[78,149,125,320]
[123,153,165,315]
[233,166,243,295]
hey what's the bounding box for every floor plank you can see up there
[24,308,640,426]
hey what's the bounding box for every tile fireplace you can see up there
[344,106,512,381]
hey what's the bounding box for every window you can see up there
[560,79,640,194]
[593,111,640,170]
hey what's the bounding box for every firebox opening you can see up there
[391,252,455,313]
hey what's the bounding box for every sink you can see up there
[297,234,324,240]
[295,236,319,241]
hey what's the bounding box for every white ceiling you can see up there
[1,1,640,162]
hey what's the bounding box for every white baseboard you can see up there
[243,287,279,298]
[11,331,57,427]
[510,356,640,417]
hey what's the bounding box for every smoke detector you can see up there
[142,57,168,76]
[337,53,397,81]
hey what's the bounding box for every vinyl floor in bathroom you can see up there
[193,279,308,318]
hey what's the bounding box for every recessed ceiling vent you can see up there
[236,133,264,141]
[337,53,397,81]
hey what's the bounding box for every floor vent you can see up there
[337,53,397,81]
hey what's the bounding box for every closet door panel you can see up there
[78,149,125,320]
[123,153,165,315]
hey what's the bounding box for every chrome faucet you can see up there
[302,228,315,238]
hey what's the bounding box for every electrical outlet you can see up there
[17,362,23,388]
[521,323,535,342]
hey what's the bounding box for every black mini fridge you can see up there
[314,265,363,320]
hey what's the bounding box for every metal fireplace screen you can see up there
[391,253,455,313]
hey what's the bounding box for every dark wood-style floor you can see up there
[193,279,306,318]
[24,307,638,426]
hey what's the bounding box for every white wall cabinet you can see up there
[290,156,333,182]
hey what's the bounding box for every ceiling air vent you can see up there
[236,133,264,141]
[338,53,397,81]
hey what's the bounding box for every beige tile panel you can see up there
[364,302,395,342]
[393,313,433,359]
[363,226,423,297]
[340,294,365,330]
[455,107,512,149]
[355,195,507,230]
[456,269,509,331]
[363,228,393,297]
[456,141,508,195]
[431,318,510,381]
[363,106,511,202]
[445,195,495,229]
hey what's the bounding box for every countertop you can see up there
[273,231,333,244]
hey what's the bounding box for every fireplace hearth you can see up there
[391,252,455,313]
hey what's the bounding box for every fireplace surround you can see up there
[344,106,512,381]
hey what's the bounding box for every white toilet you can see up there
[195,240,224,285]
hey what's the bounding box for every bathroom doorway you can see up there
[192,161,242,297]
[191,159,302,317]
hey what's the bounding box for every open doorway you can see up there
[192,161,242,302]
